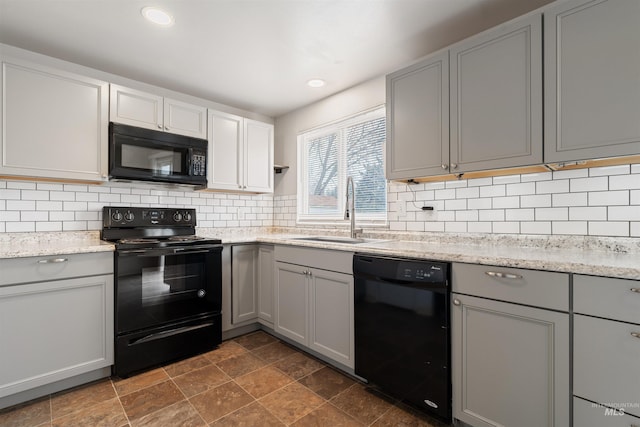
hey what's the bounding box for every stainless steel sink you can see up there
[291,236,384,245]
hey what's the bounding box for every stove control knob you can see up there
[197,289,206,298]
[124,212,135,222]
[183,212,192,222]
[112,211,123,222]
[173,212,183,222]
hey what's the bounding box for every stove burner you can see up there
[118,238,160,244]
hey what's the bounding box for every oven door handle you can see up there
[118,247,219,256]
[129,322,215,346]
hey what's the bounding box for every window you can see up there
[297,107,386,224]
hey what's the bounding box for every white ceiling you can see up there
[0,0,552,118]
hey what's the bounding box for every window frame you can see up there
[296,106,387,226]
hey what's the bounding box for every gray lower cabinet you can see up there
[573,275,640,421]
[257,245,275,326]
[451,263,570,427]
[0,253,113,402]
[544,0,640,162]
[274,246,354,369]
[231,244,259,324]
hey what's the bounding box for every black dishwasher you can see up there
[354,254,451,423]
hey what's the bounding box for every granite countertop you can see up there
[1,229,638,280]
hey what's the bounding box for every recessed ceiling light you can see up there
[307,79,326,88]
[141,7,174,26]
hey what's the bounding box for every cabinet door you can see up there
[574,314,640,418]
[0,275,114,398]
[164,98,207,139]
[231,245,258,324]
[244,119,274,193]
[452,294,569,427]
[109,84,163,131]
[207,110,243,191]
[258,245,275,325]
[544,0,640,162]
[0,59,108,181]
[450,13,542,173]
[309,268,354,368]
[386,50,449,179]
[274,261,308,346]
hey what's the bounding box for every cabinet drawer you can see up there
[574,275,640,325]
[452,263,568,311]
[274,245,353,275]
[0,252,113,286]
[574,314,640,418]
[574,397,640,427]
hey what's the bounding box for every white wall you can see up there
[274,76,385,197]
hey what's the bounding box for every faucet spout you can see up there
[344,177,360,239]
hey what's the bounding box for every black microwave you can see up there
[109,122,208,188]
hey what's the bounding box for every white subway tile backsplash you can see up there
[608,206,640,221]
[589,221,629,237]
[552,221,587,235]
[610,174,640,190]
[521,221,551,235]
[1,163,637,238]
[535,207,568,221]
[520,194,551,208]
[480,185,505,198]
[536,179,569,194]
[492,196,519,209]
[589,165,630,176]
[569,206,607,221]
[506,182,535,196]
[589,190,629,206]
[552,192,587,207]
[570,176,608,193]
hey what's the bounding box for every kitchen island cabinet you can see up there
[0,252,113,409]
[0,55,108,182]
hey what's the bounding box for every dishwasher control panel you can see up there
[399,263,445,282]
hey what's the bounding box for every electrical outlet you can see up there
[397,200,406,217]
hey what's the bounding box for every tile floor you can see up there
[0,331,447,427]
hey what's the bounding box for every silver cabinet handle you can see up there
[165,126,170,131]
[37,258,68,264]
[157,124,162,129]
[441,164,448,170]
[631,288,640,293]
[453,299,461,306]
[485,271,523,280]
[631,332,640,339]
[451,163,458,169]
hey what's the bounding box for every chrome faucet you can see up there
[344,176,362,239]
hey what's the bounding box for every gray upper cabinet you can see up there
[450,13,542,173]
[386,50,449,179]
[386,12,542,180]
[544,0,640,162]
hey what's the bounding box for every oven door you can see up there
[115,245,222,335]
